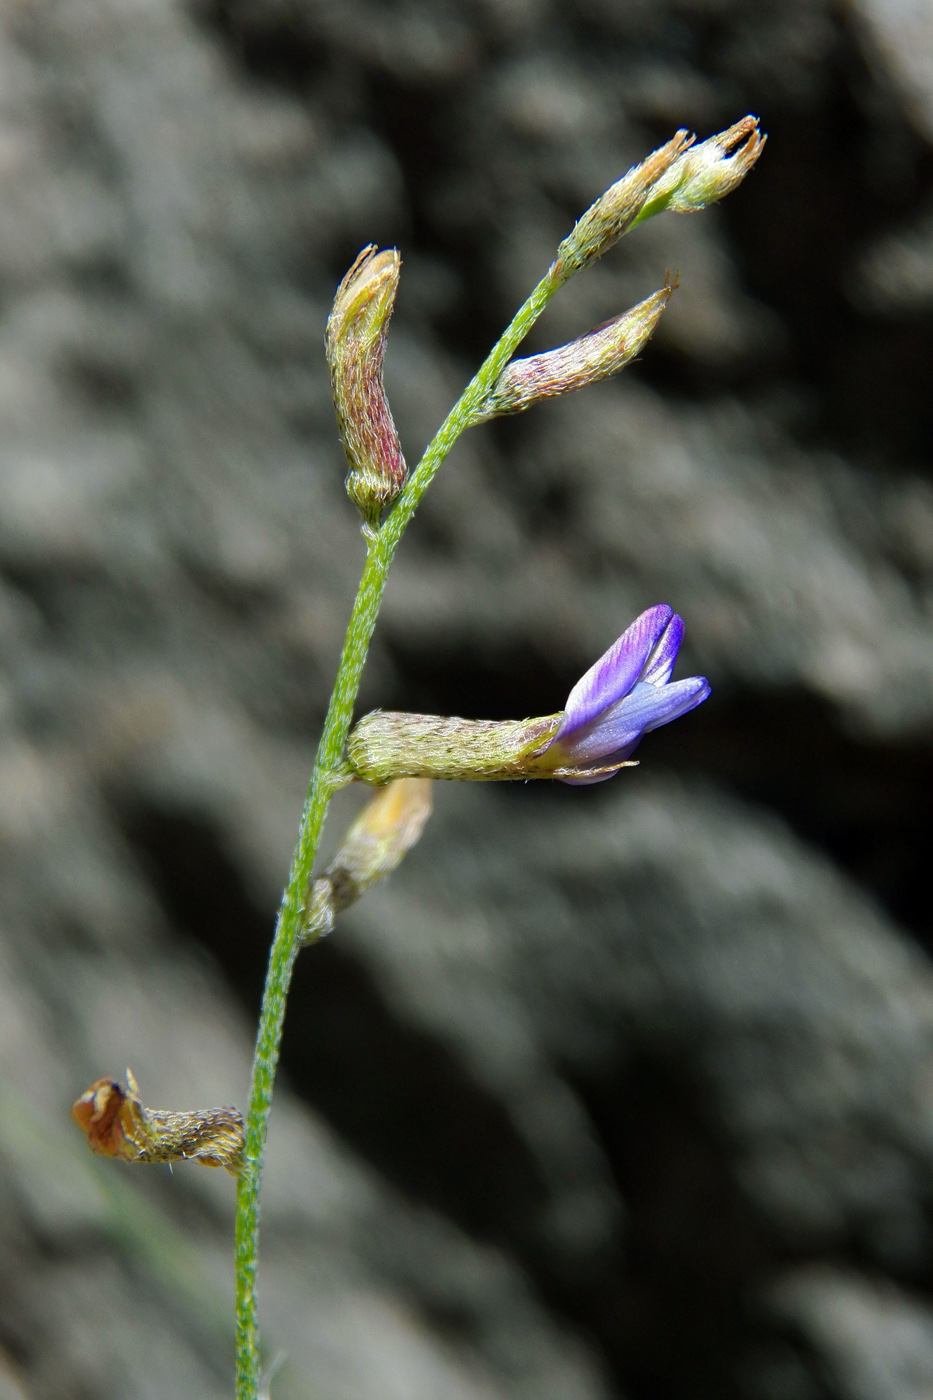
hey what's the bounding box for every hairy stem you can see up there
[233,263,561,1397]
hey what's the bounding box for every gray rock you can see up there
[1,0,933,1396]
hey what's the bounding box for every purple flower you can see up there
[346,604,709,787]
[543,604,710,784]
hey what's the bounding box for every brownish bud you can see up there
[555,130,693,279]
[479,281,674,419]
[554,118,765,282]
[630,116,766,225]
[303,777,433,941]
[326,246,407,526]
[72,1070,244,1175]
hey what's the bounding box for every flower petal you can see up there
[639,612,684,686]
[554,675,710,765]
[636,674,710,732]
[557,604,673,738]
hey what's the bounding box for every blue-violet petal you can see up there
[557,604,673,738]
[639,612,685,687]
[555,676,710,764]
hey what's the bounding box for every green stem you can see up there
[233,261,562,1399]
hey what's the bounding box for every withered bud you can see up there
[631,116,766,225]
[326,245,407,527]
[72,1069,244,1175]
[303,777,433,942]
[555,130,693,280]
[478,281,674,420]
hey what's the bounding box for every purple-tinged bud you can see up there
[555,130,693,280]
[326,245,407,527]
[630,116,766,226]
[479,281,674,420]
[303,778,433,941]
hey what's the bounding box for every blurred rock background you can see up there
[1,0,933,1396]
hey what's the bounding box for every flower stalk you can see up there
[65,115,766,1400]
[233,257,568,1398]
[237,115,763,1398]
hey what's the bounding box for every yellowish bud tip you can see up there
[302,778,433,943]
[326,245,408,527]
[356,775,433,845]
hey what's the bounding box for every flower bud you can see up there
[303,777,433,941]
[479,281,674,419]
[631,116,765,225]
[72,1069,244,1175]
[554,118,765,282]
[326,246,407,527]
[555,130,693,279]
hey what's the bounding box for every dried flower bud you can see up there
[479,281,674,419]
[303,777,433,941]
[326,246,407,527]
[72,1069,244,1175]
[555,130,693,279]
[631,116,766,225]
